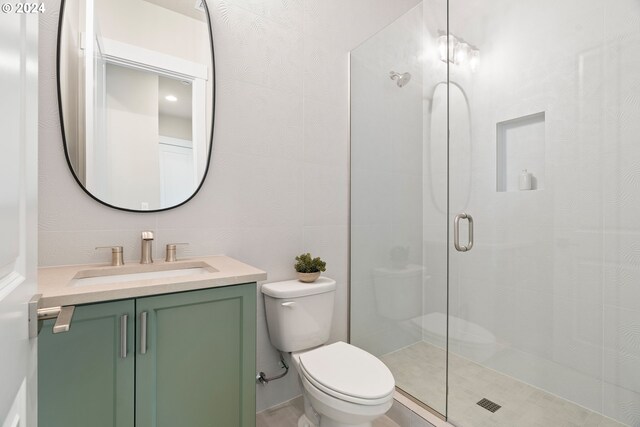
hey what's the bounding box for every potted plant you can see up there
[294,253,327,283]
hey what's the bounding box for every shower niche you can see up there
[496,112,545,192]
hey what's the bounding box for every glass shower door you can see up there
[447,1,640,426]
[349,1,449,417]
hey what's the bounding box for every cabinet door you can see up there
[136,284,256,427]
[39,299,135,427]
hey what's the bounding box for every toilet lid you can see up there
[298,342,395,402]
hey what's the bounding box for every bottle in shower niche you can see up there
[519,169,532,190]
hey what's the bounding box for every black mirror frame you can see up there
[56,0,216,213]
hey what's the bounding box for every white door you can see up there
[158,137,196,208]
[0,11,38,427]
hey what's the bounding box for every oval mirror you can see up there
[57,0,215,212]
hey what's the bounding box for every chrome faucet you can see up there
[140,231,154,264]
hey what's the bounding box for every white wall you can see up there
[105,64,161,210]
[159,114,192,140]
[350,4,426,355]
[38,0,421,411]
[350,1,451,414]
[94,0,214,136]
[95,0,210,66]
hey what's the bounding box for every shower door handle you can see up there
[454,213,474,252]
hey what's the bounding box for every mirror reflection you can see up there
[58,0,214,211]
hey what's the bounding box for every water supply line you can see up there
[256,351,289,384]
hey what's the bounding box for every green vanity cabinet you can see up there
[38,299,136,427]
[39,284,256,427]
[136,284,257,427]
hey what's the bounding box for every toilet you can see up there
[261,277,395,427]
[372,266,498,361]
[372,265,424,321]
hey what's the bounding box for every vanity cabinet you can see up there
[39,300,135,427]
[135,285,257,427]
[39,284,256,427]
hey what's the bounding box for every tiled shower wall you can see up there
[350,1,450,414]
[38,0,421,411]
[349,0,640,424]
[439,1,640,424]
[350,3,426,357]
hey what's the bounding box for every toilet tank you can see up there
[373,265,424,320]
[261,277,336,352]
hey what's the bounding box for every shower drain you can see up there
[477,398,502,413]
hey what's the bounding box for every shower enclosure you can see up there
[350,1,640,426]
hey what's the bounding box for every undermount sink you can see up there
[70,261,218,287]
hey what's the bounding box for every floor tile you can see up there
[256,396,402,427]
[382,342,628,427]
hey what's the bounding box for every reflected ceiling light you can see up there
[165,95,178,102]
[438,31,480,72]
[438,34,456,63]
[469,49,480,72]
[454,42,470,65]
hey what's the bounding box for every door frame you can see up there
[79,33,209,183]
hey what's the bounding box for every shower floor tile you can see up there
[381,342,627,427]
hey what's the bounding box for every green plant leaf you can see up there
[294,252,327,273]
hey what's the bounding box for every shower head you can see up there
[390,71,411,87]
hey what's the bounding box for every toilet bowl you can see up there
[413,312,498,362]
[261,278,395,427]
[292,342,394,427]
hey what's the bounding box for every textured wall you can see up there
[350,2,451,414]
[38,0,420,411]
[350,4,426,355]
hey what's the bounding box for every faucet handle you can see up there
[141,230,154,240]
[165,243,188,262]
[95,246,124,266]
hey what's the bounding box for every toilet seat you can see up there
[297,342,395,406]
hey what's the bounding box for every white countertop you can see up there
[38,255,267,309]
